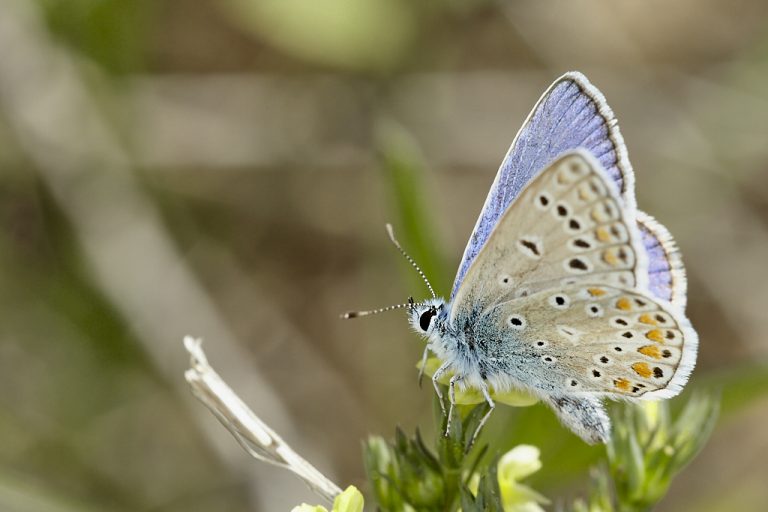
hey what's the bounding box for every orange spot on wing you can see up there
[614,378,631,391]
[588,287,606,297]
[596,226,611,242]
[616,297,632,311]
[632,362,653,378]
[638,313,658,325]
[603,249,619,267]
[645,329,665,343]
[638,345,662,359]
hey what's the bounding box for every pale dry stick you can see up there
[184,337,342,504]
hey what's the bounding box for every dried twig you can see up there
[183,337,342,504]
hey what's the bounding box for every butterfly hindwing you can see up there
[637,210,688,309]
[451,150,647,324]
[543,395,610,444]
[451,72,635,300]
[479,284,697,400]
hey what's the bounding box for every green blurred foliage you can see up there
[377,121,452,295]
[222,0,417,72]
[38,0,152,74]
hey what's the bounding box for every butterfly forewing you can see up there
[482,284,697,399]
[451,72,635,300]
[451,151,647,324]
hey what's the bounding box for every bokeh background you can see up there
[1,0,768,510]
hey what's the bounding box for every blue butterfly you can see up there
[346,72,696,445]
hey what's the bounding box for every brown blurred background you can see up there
[0,0,767,510]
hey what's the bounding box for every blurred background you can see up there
[1,0,768,510]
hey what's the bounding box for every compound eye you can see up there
[419,309,436,331]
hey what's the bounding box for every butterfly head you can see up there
[341,224,447,331]
[407,296,447,336]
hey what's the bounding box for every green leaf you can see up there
[462,456,504,512]
[363,436,407,511]
[597,394,719,511]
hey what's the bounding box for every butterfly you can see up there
[345,72,696,445]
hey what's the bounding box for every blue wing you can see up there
[451,72,635,300]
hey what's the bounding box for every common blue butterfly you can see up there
[345,72,696,445]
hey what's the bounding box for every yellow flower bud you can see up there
[417,357,539,406]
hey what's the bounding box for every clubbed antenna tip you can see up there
[340,301,416,320]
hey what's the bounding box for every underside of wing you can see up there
[477,284,697,400]
[451,72,634,300]
[637,210,688,309]
[451,151,647,323]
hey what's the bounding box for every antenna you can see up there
[341,226,437,320]
[340,299,418,319]
[385,224,436,299]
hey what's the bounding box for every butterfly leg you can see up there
[417,345,430,388]
[467,383,495,451]
[444,374,463,437]
[432,361,450,416]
